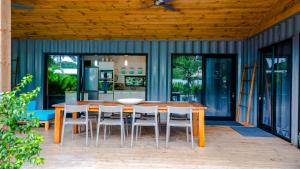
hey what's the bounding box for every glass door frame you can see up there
[258,39,292,141]
[44,54,82,109]
[258,47,274,132]
[202,54,237,121]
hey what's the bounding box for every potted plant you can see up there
[0,75,44,168]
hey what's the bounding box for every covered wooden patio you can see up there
[24,125,300,169]
[1,0,300,169]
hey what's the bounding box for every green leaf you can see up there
[0,75,44,169]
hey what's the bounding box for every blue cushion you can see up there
[28,110,55,121]
[27,101,37,111]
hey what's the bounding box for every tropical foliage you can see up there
[48,66,77,94]
[172,55,202,101]
[47,56,78,95]
[0,75,44,169]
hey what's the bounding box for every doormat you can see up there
[205,120,243,126]
[231,127,275,137]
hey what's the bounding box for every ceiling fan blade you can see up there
[12,3,33,10]
[161,3,177,11]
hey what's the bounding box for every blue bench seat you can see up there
[28,110,55,121]
[26,101,55,130]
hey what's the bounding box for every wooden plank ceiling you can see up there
[11,0,299,40]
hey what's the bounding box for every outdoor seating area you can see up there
[1,0,300,169]
[23,124,300,169]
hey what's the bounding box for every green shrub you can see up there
[0,75,44,168]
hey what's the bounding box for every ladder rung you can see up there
[245,66,254,69]
[239,104,248,108]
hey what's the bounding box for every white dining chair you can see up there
[166,106,194,148]
[61,104,93,146]
[96,105,125,146]
[131,106,159,148]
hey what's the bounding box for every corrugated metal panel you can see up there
[244,13,300,144]
[12,39,242,108]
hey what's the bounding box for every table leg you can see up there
[198,109,205,147]
[54,108,63,144]
[72,112,78,134]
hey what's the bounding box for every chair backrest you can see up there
[167,106,193,124]
[64,104,89,120]
[99,105,123,119]
[133,105,157,114]
[167,106,192,115]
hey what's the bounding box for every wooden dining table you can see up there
[52,101,207,147]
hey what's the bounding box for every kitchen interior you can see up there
[82,55,147,101]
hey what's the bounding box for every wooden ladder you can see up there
[236,63,256,126]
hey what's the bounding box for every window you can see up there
[82,55,147,101]
[171,55,202,102]
[45,55,79,108]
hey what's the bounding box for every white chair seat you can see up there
[169,119,191,127]
[61,105,93,146]
[100,118,122,125]
[166,106,194,148]
[96,105,125,146]
[131,106,159,148]
[64,118,89,124]
[135,119,156,126]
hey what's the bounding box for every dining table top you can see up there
[52,101,207,111]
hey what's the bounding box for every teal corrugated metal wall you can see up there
[11,40,243,109]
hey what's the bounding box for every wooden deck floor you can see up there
[24,125,300,169]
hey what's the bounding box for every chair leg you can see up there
[89,120,93,139]
[120,125,124,146]
[123,123,126,143]
[135,125,139,142]
[71,125,74,140]
[130,125,135,148]
[166,125,170,147]
[109,126,111,136]
[61,123,65,145]
[125,118,129,136]
[104,125,107,141]
[190,125,194,148]
[155,125,159,148]
[186,126,189,142]
[96,124,100,146]
[139,126,142,136]
[86,123,88,146]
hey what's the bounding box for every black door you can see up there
[259,39,292,140]
[203,55,236,120]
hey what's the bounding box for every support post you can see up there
[0,0,11,92]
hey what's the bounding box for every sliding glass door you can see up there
[45,55,80,109]
[171,54,236,120]
[259,39,292,140]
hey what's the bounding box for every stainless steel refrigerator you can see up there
[84,67,99,100]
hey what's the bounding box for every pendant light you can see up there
[124,55,128,67]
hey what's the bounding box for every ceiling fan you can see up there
[11,2,33,10]
[144,0,177,11]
